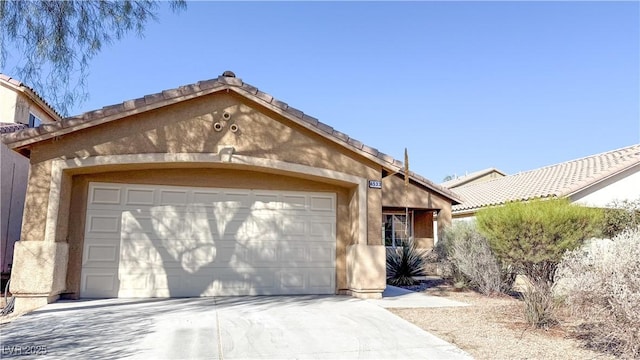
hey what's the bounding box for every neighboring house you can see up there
[2,71,460,313]
[441,167,506,189]
[0,74,61,284]
[450,144,640,221]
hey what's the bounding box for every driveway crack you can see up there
[214,297,224,360]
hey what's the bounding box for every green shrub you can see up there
[476,198,602,328]
[442,221,513,295]
[555,227,640,358]
[386,239,427,286]
[476,198,602,284]
[602,198,640,238]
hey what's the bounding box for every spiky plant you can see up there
[386,239,427,286]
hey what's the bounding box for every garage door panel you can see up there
[86,213,121,234]
[83,242,119,264]
[125,188,156,206]
[82,270,118,298]
[159,190,189,206]
[90,186,122,205]
[310,196,334,211]
[82,183,336,298]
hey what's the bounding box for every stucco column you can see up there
[10,241,68,313]
[9,165,70,314]
[345,180,385,299]
[345,244,386,299]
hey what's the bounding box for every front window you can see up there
[28,113,42,128]
[383,212,413,247]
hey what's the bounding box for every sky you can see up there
[15,2,640,182]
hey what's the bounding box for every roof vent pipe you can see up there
[222,71,236,78]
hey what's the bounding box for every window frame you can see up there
[382,211,414,248]
[28,113,42,128]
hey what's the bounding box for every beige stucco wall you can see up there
[571,164,640,208]
[15,91,390,304]
[1,81,59,276]
[382,173,453,235]
[10,88,456,309]
[0,84,19,123]
[23,92,382,242]
[0,81,58,125]
[0,143,29,273]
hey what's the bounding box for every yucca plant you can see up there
[386,238,427,286]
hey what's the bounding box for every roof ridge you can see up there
[0,73,63,121]
[452,143,640,213]
[1,71,460,203]
[514,143,640,175]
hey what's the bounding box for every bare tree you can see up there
[0,0,186,116]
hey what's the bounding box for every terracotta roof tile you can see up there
[162,89,181,100]
[378,152,395,164]
[452,144,640,213]
[197,79,220,90]
[362,144,379,157]
[241,83,259,95]
[254,90,273,103]
[316,122,334,135]
[285,106,304,119]
[347,138,364,149]
[332,130,349,142]
[144,93,164,105]
[301,114,319,126]
[0,73,62,121]
[0,123,28,133]
[271,98,288,111]
[441,167,506,188]
[1,71,460,203]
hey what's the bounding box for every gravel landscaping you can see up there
[390,281,617,360]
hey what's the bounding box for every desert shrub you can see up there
[476,198,602,327]
[442,221,513,295]
[555,227,640,358]
[386,238,428,286]
[522,280,558,328]
[602,198,640,238]
[476,198,602,284]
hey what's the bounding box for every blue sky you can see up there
[43,2,640,182]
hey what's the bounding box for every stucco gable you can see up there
[0,73,63,122]
[2,71,459,202]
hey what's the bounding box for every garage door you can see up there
[81,182,336,298]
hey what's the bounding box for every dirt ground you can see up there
[389,282,617,360]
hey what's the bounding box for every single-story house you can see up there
[2,71,460,313]
[449,144,640,221]
[441,167,506,189]
[1,74,61,282]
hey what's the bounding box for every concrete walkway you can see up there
[367,285,470,308]
[0,295,472,359]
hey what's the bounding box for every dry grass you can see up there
[390,284,617,360]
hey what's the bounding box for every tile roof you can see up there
[452,144,640,213]
[0,74,63,121]
[0,71,460,203]
[0,122,28,134]
[441,167,506,188]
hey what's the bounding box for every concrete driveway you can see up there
[0,295,471,359]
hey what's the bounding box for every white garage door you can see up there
[81,182,336,298]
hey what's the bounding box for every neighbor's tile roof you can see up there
[0,71,460,203]
[441,167,506,189]
[452,144,640,213]
[0,122,28,134]
[0,74,62,121]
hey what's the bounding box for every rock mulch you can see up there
[390,280,616,360]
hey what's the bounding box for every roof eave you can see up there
[564,160,640,199]
[0,76,63,122]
